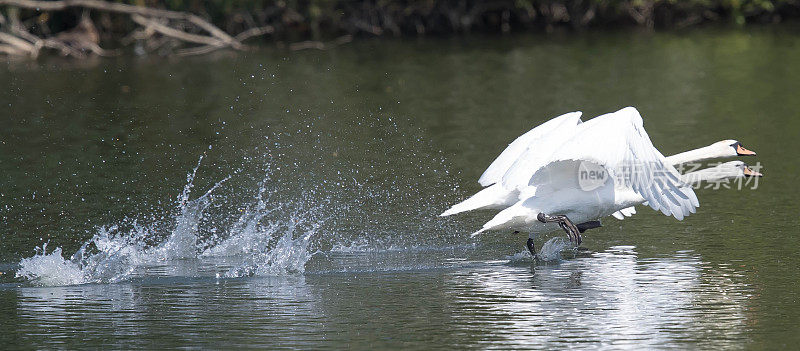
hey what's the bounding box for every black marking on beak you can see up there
[732,141,757,156]
[743,165,763,177]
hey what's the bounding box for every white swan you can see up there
[470,107,696,245]
[441,112,756,217]
[475,160,762,253]
[681,160,762,184]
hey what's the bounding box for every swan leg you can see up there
[558,221,582,246]
[516,231,538,259]
[526,238,538,260]
[537,213,572,242]
[537,213,582,246]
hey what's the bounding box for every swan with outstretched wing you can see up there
[471,107,699,253]
[444,108,757,219]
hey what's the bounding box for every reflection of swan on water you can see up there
[442,247,751,348]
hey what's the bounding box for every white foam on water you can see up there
[15,244,87,286]
[202,185,321,278]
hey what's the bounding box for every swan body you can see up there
[473,160,692,236]
[474,165,634,235]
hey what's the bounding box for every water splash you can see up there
[15,244,86,286]
[201,176,321,278]
[538,237,573,261]
[15,156,320,286]
[507,237,574,263]
[14,114,464,286]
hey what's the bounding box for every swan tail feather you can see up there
[470,228,488,237]
[440,185,511,217]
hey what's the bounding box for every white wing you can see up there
[528,107,698,220]
[478,111,582,187]
[499,114,584,191]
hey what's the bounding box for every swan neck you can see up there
[681,168,736,185]
[666,145,721,166]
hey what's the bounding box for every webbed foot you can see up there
[537,212,582,246]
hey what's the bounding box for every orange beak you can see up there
[743,166,763,177]
[736,144,757,156]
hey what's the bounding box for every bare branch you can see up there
[0,31,37,57]
[41,38,86,58]
[175,44,223,57]
[234,26,274,42]
[289,41,325,51]
[0,43,28,55]
[0,0,283,58]
[0,0,242,48]
[0,31,34,49]
[81,40,115,56]
[131,14,224,47]
[10,24,42,43]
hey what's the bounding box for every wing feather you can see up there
[499,114,583,190]
[478,111,582,187]
[526,107,697,220]
[611,206,637,220]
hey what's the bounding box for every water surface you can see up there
[1,26,799,349]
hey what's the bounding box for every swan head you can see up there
[741,162,763,178]
[682,160,763,185]
[716,140,757,157]
[719,160,764,178]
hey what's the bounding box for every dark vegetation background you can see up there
[10,0,800,42]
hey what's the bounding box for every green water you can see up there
[1,26,799,349]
